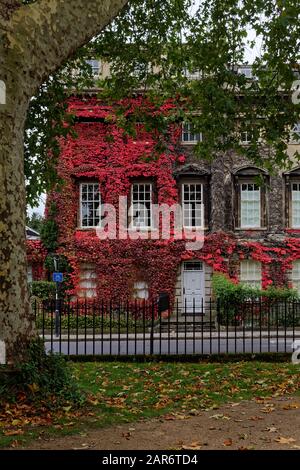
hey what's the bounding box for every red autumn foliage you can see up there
[26,97,300,300]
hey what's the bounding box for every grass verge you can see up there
[0,361,299,448]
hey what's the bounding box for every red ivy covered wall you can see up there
[33,96,300,301]
[26,240,47,281]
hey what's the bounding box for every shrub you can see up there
[212,273,299,303]
[0,339,84,408]
[30,281,56,300]
[212,273,300,327]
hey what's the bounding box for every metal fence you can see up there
[33,298,300,357]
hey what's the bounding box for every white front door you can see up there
[183,261,204,313]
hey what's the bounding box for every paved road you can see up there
[45,336,298,356]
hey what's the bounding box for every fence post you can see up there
[150,301,155,355]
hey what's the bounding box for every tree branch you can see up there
[6,0,129,94]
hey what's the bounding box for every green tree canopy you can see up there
[25,0,300,206]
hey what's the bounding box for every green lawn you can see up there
[1,361,300,448]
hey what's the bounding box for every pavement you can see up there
[43,330,300,356]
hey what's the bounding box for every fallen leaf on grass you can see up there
[4,429,24,437]
[11,419,23,427]
[275,437,296,445]
[62,406,72,413]
[87,398,99,406]
[28,383,39,393]
[10,440,21,448]
[223,439,233,447]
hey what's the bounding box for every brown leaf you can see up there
[163,414,176,421]
[249,416,264,421]
[210,413,230,420]
[10,440,21,448]
[261,407,275,414]
[28,383,39,393]
[223,438,233,447]
[275,437,296,445]
[182,442,202,450]
[282,403,300,410]
[11,419,22,426]
[87,398,99,406]
[4,429,24,437]
[265,427,277,433]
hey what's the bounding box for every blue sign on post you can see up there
[53,272,63,283]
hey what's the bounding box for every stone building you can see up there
[26,64,300,316]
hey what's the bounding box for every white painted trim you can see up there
[130,182,153,230]
[181,182,204,229]
[240,182,261,229]
[181,122,203,144]
[79,182,101,229]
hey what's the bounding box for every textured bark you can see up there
[0,0,128,363]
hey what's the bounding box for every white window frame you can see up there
[240,260,262,289]
[183,68,202,80]
[130,182,153,230]
[182,182,204,229]
[133,281,149,300]
[292,260,300,294]
[183,261,203,271]
[291,181,300,228]
[237,66,253,79]
[78,263,97,299]
[181,123,202,144]
[80,182,101,229]
[86,59,101,78]
[240,181,261,229]
[240,130,252,145]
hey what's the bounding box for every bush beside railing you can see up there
[212,273,300,327]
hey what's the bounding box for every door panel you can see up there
[183,264,204,313]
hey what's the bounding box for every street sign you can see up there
[53,272,63,283]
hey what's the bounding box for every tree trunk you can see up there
[0,0,129,364]
[0,86,34,364]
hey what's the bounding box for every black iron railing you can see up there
[33,298,300,356]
